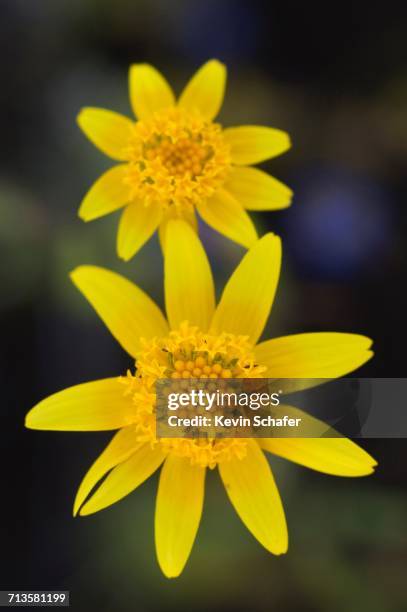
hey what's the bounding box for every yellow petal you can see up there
[260,406,377,476]
[117,201,162,261]
[80,443,166,515]
[79,165,130,222]
[178,59,226,120]
[25,378,135,431]
[225,166,293,210]
[155,455,205,578]
[255,333,373,379]
[129,64,175,119]
[197,189,258,248]
[210,233,281,344]
[159,207,198,253]
[262,439,377,477]
[224,125,291,165]
[77,107,135,160]
[74,425,140,516]
[219,439,288,554]
[70,266,168,358]
[165,219,215,332]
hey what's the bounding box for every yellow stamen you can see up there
[123,108,231,213]
[195,356,206,368]
[220,369,230,378]
[174,360,184,372]
[120,322,266,468]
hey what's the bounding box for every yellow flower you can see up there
[77,60,292,260]
[26,221,376,578]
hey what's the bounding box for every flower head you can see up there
[26,221,376,577]
[77,60,292,260]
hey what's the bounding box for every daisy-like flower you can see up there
[77,60,292,260]
[26,221,376,578]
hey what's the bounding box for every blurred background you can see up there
[1,1,406,610]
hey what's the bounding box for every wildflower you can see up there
[26,221,376,577]
[77,60,292,260]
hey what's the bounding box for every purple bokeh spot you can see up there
[285,166,394,279]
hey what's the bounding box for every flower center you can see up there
[120,322,266,468]
[123,108,231,212]
[145,135,209,178]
